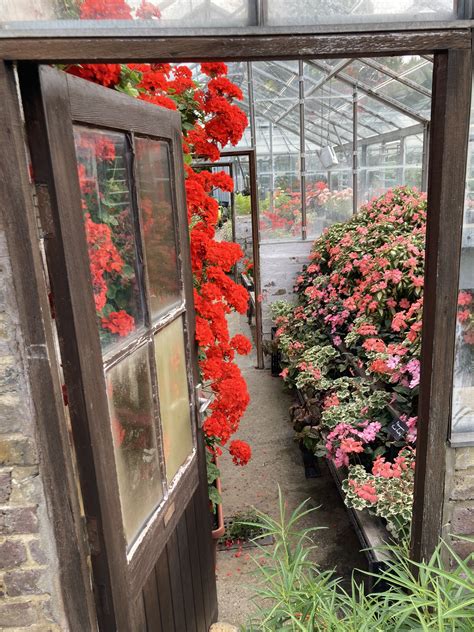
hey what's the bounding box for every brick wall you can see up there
[0,227,67,630]
[443,446,474,560]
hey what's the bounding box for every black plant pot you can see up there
[299,443,322,478]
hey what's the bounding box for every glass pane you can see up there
[452,77,474,439]
[106,345,163,545]
[154,317,193,483]
[74,126,143,351]
[265,1,454,26]
[1,0,252,27]
[0,0,454,28]
[135,137,182,319]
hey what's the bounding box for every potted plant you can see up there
[207,454,224,564]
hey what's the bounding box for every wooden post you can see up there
[352,87,358,214]
[411,49,472,562]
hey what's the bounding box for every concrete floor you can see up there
[215,313,367,627]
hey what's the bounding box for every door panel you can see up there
[20,64,217,631]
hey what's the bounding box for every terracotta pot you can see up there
[211,476,224,565]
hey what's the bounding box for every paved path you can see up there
[215,313,367,627]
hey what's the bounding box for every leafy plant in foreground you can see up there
[241,489,474,631]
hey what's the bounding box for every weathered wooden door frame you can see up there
[18,64,217,631]
[0,25,471,629]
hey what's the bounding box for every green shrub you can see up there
[236,192,252,215]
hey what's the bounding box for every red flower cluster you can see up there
[66,59,252,465]
[136,0,161,19]
[187,162,251,454]
[201,63,228,77]
[67,63,122,87]
[102,310,135,337]
[80,0,132,19]
[229,440,252,466]
[84,213,124,311]
[458,290,474,345]
[230,334,253,355]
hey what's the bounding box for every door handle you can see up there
[198,396,213,414]
[195,383,214,426]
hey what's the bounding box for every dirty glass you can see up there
[154,317,193,484]
[304,72,353,237]
[266,1,454,26]
[73,126,143,351]
[1,0,454,29]
[135,137,182,320]
[451,77,474,442]
[254,61,302,241]
[1,0,252,27]
[106,344,163,545]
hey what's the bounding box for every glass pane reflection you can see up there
[135,137,182,319]
[0,0,454,27]
[106,345,163,545]
[452,77,474,439]
[154,317,193,483]
[73,126,143,351]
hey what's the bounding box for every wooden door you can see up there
[20,65,217,632]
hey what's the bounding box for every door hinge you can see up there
[61,384,69,407]
[86,516,102,556]
[34,183,55,240]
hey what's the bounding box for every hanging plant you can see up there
[65,47,253,506]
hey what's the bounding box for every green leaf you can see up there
[208,484,221,512]
[207,460,220,485]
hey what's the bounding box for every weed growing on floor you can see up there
[240,488,474,631]
[226,509,266,543]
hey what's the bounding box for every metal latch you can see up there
[195,383,214,426]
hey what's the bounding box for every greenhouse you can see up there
[194,57,432,359]
[0,3,473,632]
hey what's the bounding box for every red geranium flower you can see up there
[80,0,132,19]
[67,64,122,88]
[201,62,228,77]
[101,310,135,337]
[229,440,252,466]
[230,334,252,356]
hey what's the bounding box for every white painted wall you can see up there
[260,239,313,337]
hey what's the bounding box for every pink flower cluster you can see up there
[326,421,382,467]
[372,449,415,479]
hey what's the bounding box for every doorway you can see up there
[0,21,465,632]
